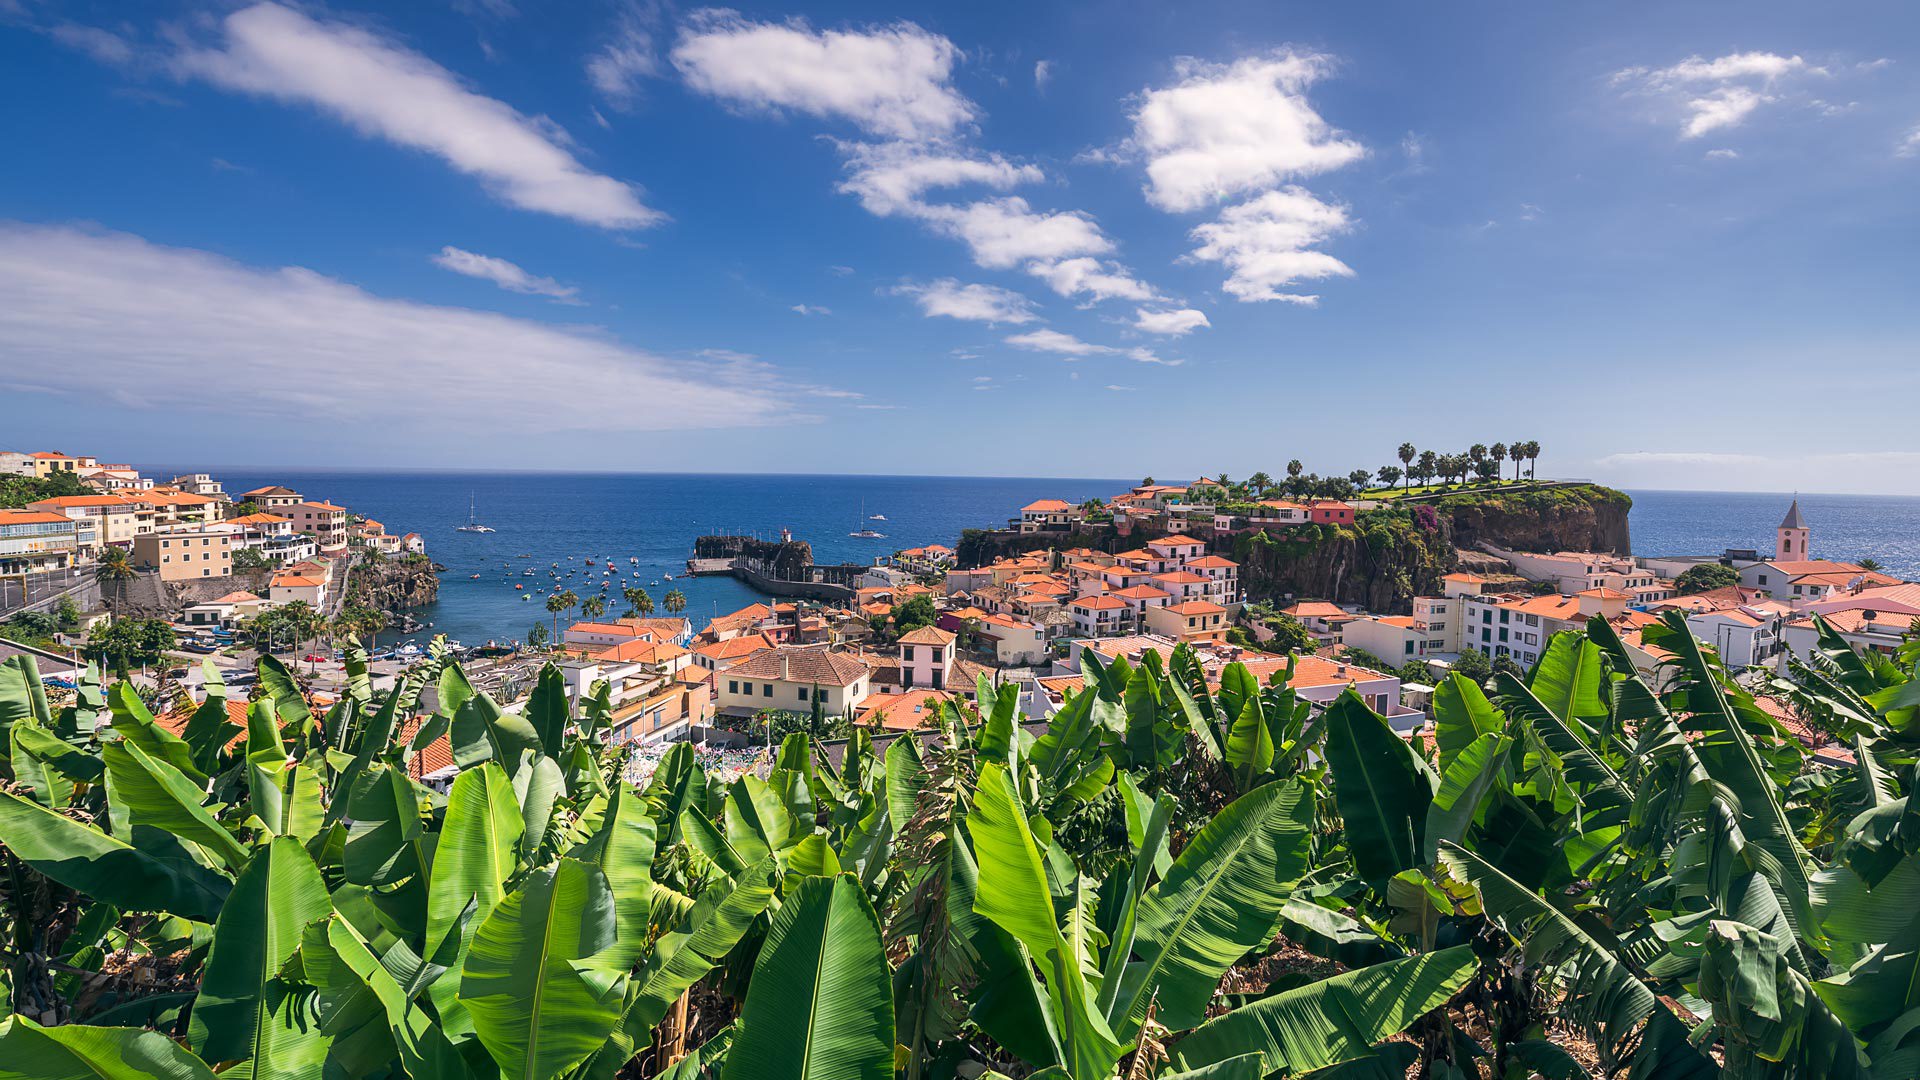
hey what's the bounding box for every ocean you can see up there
[173,471,1920,646]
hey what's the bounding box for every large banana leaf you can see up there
[578,856,781,1080]
[1430,672,1503,773]
[188,837,334,1068]
[306,916,475,1080]
[0,787,229,919]
[567,782,657,972]
[1422,732,1511,863]
[967,762,1124,1080]
[10,719,89,807]
[425,762,526,1045]
[1112,779,1314,1033]
[1699,919,1866,1078]
[0,654,54,768]
[459,857,627,1080]
[721,875,894,1080]
[1439,842,1717,1078]
[1493,672,1633,832]
[1170,946,1478,1076]
[107,682,206,785]
[344,763,430,889]
[0,1017,217,1080]
[1530,631,1608,727]
[525,664,570,757]
[101,739,252,871]
[1323,691,1433,885]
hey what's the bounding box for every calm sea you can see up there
[158,472,1920,645]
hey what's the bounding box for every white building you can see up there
[898,625,958,690]
[714,647,872,717]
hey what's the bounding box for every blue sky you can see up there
[3,1,1918,492]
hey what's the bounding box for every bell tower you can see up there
[1776,499,1809,562]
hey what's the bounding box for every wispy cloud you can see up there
[173,3,662,228]
[587,3,662,109]
[1004,328,1114,357]
[790,303,832,315]
[0,223,806,431]
[1612,51,1821,139]
[431,245,581,302]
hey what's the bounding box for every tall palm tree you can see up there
[623,585,653,618]
[1469,444,1487,472]
[1247,471,1273,495]
[664,588,687,614]
[1490,443,1508,482]
[1397,443,1416,490]
[1524,440,1541,480]
[580,594,607,621]
[1509,439,1526,480]
[93,546,135,622]
[545,591,568,643]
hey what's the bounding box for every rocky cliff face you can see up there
[348,556,440,610]
[1436,486,1632,556]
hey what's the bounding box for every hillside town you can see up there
[13,451,1904,790]
[1,449,432,664]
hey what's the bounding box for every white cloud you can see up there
[0,223,802,431]
[672,10,974,140]
[1899,126,1920,158]
[1133,307,1209,336]
[893,279,1038,324]
[1025,257,1159,303]
[836,141,1041,216]
[1105,384,1135,392]
[1705,147,1741,160]
[431,246,580,302]
[1187,187,1354,303]
[587,8,660,108]
[175,4,661,229]
[921,197,1113,270]
[1004,329,1115,357]
[1126,347,1182,366]
[790,303,832,315]
[1614,51,1816,140]
[1128,51,1364,213]
[1034,59,1053,91]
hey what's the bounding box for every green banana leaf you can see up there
[0,787,229,920]
[101,739,252,871]
[1430,672,1503,773]
[107,682,206,785]
[0,1017,217,1080]
[459,857,628,1080]
[1529,631,1609,727]
[1112,778,1314,1033]
[425,762,525,1043]
[188,837,333,1071]
[1438,842,1717,1078]
[1323,691,1433,885]
[721,875,895,1080]
[1422,732,1511,863]
[1170,946,1477,1077]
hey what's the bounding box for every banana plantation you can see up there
[1,607,1917,1080]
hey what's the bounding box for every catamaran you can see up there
[849,498,886,538]
[454,493,494,533]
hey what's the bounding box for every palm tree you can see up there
[1524,440,1541,480]
[1247,471,1273,495]
[1397,443,1416,490]
[1859,557,1884,572]
[1416,450,1438,487]
[623,585,653,618]
[1469,444,1487,473]
[664,588,687,614]
[1490,443,1508,482]
[545,591,568,643]
[580,594,607,621]
[1509,440,1526,480]
[93,546,135,622]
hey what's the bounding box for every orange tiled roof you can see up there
[1021,499,1073,512]
[1165,600,1226,615]
[1071,594,1129,610]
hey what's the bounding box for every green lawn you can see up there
[1360,478,1539,500]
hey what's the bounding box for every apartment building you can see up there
[131,529,232,582]
[288,502,350,549]
[0,509,80,573]
[714,647,872,717]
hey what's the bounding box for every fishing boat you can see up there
[869,513,887,521]
[455,493,495,533]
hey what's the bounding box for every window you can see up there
[728,681,738,694]
[1758,574,1768,585]
[1404,642,1415,655]
[763,684,772,697]
[903,646,915,660]
[798,687,808,701]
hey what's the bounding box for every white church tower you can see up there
[1776,499,1809,561]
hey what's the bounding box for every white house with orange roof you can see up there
[1782,607,1914,662]
[1146,534,1206,562]
[1459,587,1641,670]
[1069,593,1131,637]
[268,569,329,608]
[714,647,873,718]
[1685,605,1788,669]
[692,631,777,674]
[240,485,305,509]
[216,512,316,565]
[0,509,81,573]
[1340,593,1464,666]
[1107,583,1172,623]
[1184,555,1240,602]
[183,590,269,628]
[969,612,1048,665]
[1016,499,1083,533]
[895,543,956,573]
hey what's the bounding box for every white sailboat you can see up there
[455,493,495,533]
[849,498,885,538]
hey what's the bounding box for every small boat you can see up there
[629,557,639,564]
[849,498,885,538]
[870,514,887,521]
[664,573,675,581]
[514,584,523,590]
[469,573,480,579]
